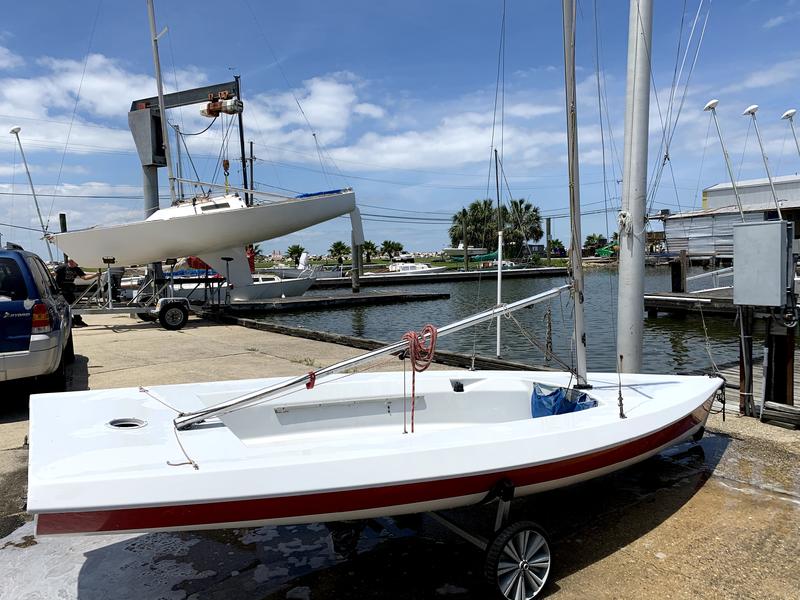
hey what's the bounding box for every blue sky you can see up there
[1,0,800,258]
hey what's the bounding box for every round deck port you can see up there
[107,418,147,429]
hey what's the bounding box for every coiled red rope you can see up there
[401,324,437,432]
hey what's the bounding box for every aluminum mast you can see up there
[616,0,653,373]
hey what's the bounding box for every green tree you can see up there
[583,233,607,253]
[547,238,565,256]
[329,241,351,263]
[504,199,543,258]
[380,240,404,259]
[448,199,497,250]
[286,244,306,266]
[362,240,378,263]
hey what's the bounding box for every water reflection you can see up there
[266,267,744,373]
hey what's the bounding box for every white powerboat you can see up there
[363,262,449,276]
[172,271,315,302]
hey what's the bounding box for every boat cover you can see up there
[531,385,596,418]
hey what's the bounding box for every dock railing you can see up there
[686,266,733,293]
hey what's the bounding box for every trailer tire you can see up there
[158,304,189,331]
[485,520,551,599]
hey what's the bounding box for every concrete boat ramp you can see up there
[1,315,799,599]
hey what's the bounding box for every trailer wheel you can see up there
[158,304,188,330]
[485,521,551,600]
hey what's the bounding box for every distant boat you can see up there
[442,243,487,258]
[364,262,449,276]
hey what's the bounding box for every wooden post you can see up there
[671,249,688,293]
[738,306,754,415]
[765,320,794,406]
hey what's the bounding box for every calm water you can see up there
[260,267,743,373]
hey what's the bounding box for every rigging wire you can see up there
[45,0,103,232]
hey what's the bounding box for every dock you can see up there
[644,288,735,316]
[311,266,568,288]
[202,291,450,314]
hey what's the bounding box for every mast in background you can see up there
[145,0,176,207]
[616,0,653,374]
[561,0,588,386]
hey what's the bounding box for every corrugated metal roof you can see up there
[663,197,800,220]
[703,174,800,192]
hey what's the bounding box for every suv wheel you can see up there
[40,354,67,393]
[64,333,75,364]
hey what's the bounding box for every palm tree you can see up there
[583,233,608,256]
[286,244,306,266]
[380,240,403,259]
[329,241,351,263]
[504,199,544,258]
[448,199,499,250]
[362,240,378,264]
[548,238,566,257]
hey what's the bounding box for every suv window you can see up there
[0,258,28,301]
[26,257,53,299]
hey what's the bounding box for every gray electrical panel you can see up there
[733,220,792,307]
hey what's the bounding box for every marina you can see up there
[2,0,800,598]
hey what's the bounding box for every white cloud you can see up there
[722,57,800,93]
[353,102,385,119]
[763,12,800,28]
[0,46,23,69]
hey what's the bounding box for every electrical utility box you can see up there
[733,220,793,307]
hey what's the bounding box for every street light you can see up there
[703,99,745,221]
[8,126,54,260]
[742,104,783,220]
[781,108,800,161]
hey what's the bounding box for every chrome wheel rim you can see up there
[497,529,551,599]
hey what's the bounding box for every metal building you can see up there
[660,175,800,259]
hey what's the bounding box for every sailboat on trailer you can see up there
[28,0,722,596]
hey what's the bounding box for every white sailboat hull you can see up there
[27,370,721,536]
[51,191,356,268]
[172,275,314,302]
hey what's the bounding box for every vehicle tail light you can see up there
[31,303,52,334]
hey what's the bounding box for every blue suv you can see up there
[0,248,73,391]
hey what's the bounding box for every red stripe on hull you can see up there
[36,399,712,535]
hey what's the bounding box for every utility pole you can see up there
[546,217,552,265]
[9,126,53,261]
[462,208,469,272]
